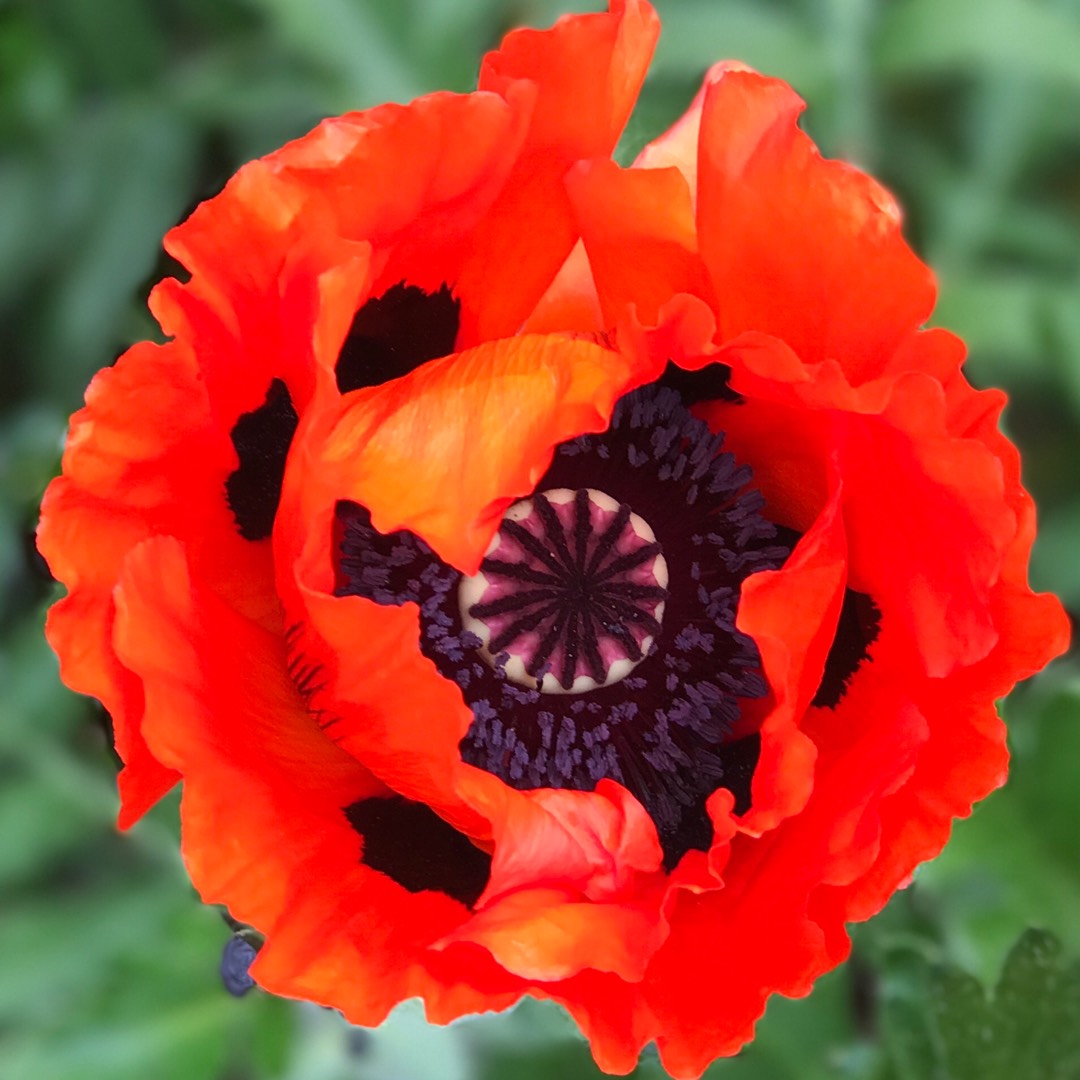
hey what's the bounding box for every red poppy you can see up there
[38,3,1068,1077]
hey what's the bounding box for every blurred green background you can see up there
[2,0,1079,1077]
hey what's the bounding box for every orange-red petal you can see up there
[297,334,645,575]
[566,158,714,327]
[114,536,525,1025]
[692,69,935,381]
[461,0,660,342]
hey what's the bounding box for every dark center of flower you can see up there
[459,487,668,694]
[333,381,791,870]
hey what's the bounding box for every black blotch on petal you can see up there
[225,378,298,541]
[345,795,491,908]
[657,360,743,407]
[336,281,460,394]
[813,589,882,708]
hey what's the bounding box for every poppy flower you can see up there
[38,2,1068,1077]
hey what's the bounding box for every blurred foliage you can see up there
[1,0,1078,1077]
[877,928,1080,1080]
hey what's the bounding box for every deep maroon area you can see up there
[345,795,492,908]
[225,378,298,541]
[335,281,460,394]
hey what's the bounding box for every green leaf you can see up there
[881,929,1080,1080]
[930,969,992,1080]
[882,997,941,1080]
[1041,961,1080,1080]
[992,929,1062,1080]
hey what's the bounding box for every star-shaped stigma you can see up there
[459,487,669,694]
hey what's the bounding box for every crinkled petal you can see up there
[274,332,654,837]
[38,337,275,824]
[565,158,713,327]
[113,537,524,1025]
[300,334,644,574]
[440,888,668,983]
[694,69,935,380]
[461,0,660,341]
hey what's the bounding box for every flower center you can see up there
[459,488,668,694]
[331,381,792,870]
